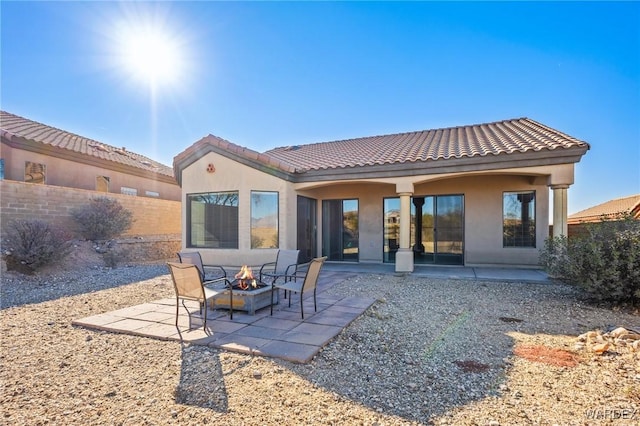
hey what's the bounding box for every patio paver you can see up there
[73,271,375,363]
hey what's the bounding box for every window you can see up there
[96,176,110,192]
[145,190,160,197]
[251,191,279,249]
[503,191,536,247]
[187,192,239,248]
[25,161,45,184]
[121,186,137,196]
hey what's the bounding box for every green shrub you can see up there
[1,219,72,274]
[71,197,133,240]
[540,215,640,304]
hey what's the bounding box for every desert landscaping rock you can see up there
[1,261,639,425]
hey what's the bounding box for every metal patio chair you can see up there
[177,251,227,284]
[167,261,233,330]
[270,256,327,319]
[259,249,301,285]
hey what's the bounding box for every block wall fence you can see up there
[1,180,181,261]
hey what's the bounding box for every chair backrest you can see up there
[167,262,204,301]
[177,251,205,281]
[275,249,300,275]
[302,257,327,292]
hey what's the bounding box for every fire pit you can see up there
[210,265,278,315]
[233,265,267,291]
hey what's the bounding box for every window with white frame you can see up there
[121,187,137,196]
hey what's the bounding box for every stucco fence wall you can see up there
[1,180,181,263]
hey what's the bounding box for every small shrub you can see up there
[71,197,133,241]
[540,215,640,304]
[102,247,129,268]
[94,240,130,267]
[1,219,72,274]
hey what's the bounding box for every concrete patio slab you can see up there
[73,290,374,363]
[256,340,320,363]
[306,309,363,327]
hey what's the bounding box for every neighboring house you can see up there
[174,117,590,272]
[0,111,180,201]
[567,194,640,237]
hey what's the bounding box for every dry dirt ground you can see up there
[1,244,639,425]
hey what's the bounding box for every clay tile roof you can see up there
[568,194,640,224]
[265,117,589,172]
[173,134,298,177]
[0,111,173,177]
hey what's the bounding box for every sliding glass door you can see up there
[297,196,317,263]
[384,194,464,265]
[322,199,359,261]
[431,195,464,265]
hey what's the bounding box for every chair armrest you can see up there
[203,264,227,280]
[281,260,312,282]
[292,260,311,273]
[284,262,299,276]
[259,262,277,280]
[204,277,232,290]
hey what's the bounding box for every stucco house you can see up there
[0,111,180,201]
[173,117,589,272]
[568,194,640,224]
[567,194,640,238]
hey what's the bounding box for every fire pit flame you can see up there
[234,265,257,290]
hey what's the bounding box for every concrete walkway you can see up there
[72,264,550,363]
[323,262,551,283]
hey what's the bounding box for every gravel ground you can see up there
[1,262,639,425]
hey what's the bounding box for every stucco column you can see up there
[396,191,414,273]
[552,185,569,237]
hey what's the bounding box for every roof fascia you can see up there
[174,142,296,186]
[2,134,177,185]
[291,147,589,183]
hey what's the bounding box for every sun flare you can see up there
[127,32,178,83]
[115,22,186,89]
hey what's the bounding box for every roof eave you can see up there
[290,146,590,183]
[2,132,177,184]
[173,137,297,186]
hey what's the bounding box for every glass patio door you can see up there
[322,199,359,261]
[384,194,464,265]
[296,196,317,263]
[430,195,464,265]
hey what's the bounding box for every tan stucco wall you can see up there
[180,152,297,267]
[414,174,549,266]
[296,174,549,266]
[1,143,181,201]
[297,182,396,263]
[181,154,570,267]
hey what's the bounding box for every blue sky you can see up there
[2,1,639,215]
